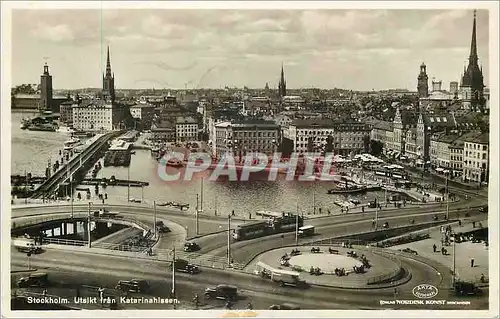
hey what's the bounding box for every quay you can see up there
[80,178,149,188]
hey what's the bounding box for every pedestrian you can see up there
[42,289,48,296]
[433,244,437,253]
[472,221,476,228]
[470,258,475,267]
[458,220,462,227]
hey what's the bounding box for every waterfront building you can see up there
[286,119,370,156]
[59,100,74,124]
[462,131,489,183]
[214,120,280,157]
[151,121,176,142]
[175,116,199,142]
[72,100,125,131]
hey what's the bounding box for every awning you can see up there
[435,168,444,172]
[394,152,401,158]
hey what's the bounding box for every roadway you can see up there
[10,248,488,310]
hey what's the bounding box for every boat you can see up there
[27,123,57,132]
[327,185,367,195]
[56,126,76,134]
[166,158,184,167]
[63,137,83,151]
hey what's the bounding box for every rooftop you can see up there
[463,132,489,144]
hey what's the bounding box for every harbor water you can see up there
[11,111,392,217]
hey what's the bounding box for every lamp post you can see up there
[87,202,92,248]
[227,214,232,265]
[445,171,450,220]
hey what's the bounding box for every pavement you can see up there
[245,246,401,289]
[388,220,489,284]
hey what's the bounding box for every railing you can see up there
[32,133,118,198]
[366,248,403,285]
[43,238,88,246]
[12,213,88,229]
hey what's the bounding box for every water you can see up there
[11,111,390,217]
[11,112,73,175]
[92,149,390,216]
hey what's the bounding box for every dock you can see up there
[81,178,149,187]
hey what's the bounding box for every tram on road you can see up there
[232,213,304,241]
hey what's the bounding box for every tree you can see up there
[325,135,334,153]
[307,137,314,153]
[370,140,384,156]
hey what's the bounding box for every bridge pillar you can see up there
[73,221,78,235]
[51,228,55,237]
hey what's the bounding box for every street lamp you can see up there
[127,152,136,203]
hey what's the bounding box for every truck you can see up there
[12,238,42,254]
[298,225,315,237]
[254,261,307,288]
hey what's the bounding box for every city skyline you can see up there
[11,8,490,91]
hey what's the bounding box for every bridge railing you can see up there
[12,213,88,229]
[42,238,88,246]
[366,248,403,285]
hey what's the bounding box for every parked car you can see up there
[269,303,301,310]
[17,272,48,288]
[479,205,488,213]
[454,281,482,296]
[115,279,150,293]
[170,259,200,274]
[184,242,200,252]
[155,221,170,233]
[204,284,238,300]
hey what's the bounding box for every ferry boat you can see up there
[27,123,57,132]
[63,137,83,151]
[56,126,76,134]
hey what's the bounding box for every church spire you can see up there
[469,10,478,64]
[105,45,112,77]
[279,62,286,98]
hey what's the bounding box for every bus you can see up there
[298,225,315,237]
[254,261,307,288]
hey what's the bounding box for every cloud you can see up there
[11,9,490,90]
[30,23,75,42]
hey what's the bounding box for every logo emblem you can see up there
[412,284,439,299]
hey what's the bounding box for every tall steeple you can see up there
[469,10,478,64]
[460,9,484,111]
[102,45,115,102]
[417,62,429,98]
[278,62,286,98]
[105,45,112,77]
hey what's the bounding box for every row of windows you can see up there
[464,151,488,160]
[465,143,488,151]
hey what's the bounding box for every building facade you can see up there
[287,119,370,156]
[214,120,280,157]
[72,100,124,131]
[175,116,199,142]
[463,132,489,183]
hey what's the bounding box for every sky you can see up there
[10,7,490,91]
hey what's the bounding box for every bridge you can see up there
[31,132,121,199]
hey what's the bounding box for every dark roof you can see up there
[463,132,489,144]
[372,120,393,131]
